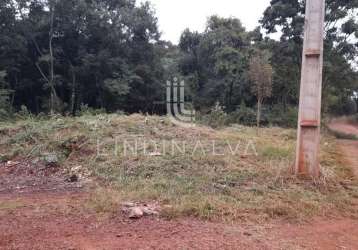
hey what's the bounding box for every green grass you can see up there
[0,200,26,214]
[1,114,357,222]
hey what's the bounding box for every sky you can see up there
[138,0,272,44]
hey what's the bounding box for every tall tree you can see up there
[179,16,251,112]
[0,0,165,114]
[248,50,273,127]
[261,0,358,114]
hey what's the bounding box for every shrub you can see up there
[198,103,298,128]
[342,99,357,115]
[198,102,230,128]
[0,89,12,121]
[78,103,106,116]
[229,102,257,126]
[326,95,357,116]
[0,108,10,121]
[267,105,298,128]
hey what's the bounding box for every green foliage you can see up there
[0,0,357,122]
[0,71,12,120]
[179,16,250,112]
[342,99,357,115]
[78,104,106,116]
[248,49,273,127]
[325,90,358,116]
[229,102,257,126]
[16,105,32,119]
[0,90,10,120]
[197,103,229,128]
[261,0,358,116]
[197,103,299,129]
[0,0,164,114]
[267,105,298,128]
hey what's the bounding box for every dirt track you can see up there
[1,190,358,250]
[328,120,358,177]
[329,119,358,136]
[1,120,358,250]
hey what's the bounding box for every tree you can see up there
[261,0,358,114]
[15,0,61,113]
[248,51,273,127]
[0,0,356,119]
[0,70,13,117]
[0,0,164,114]
[179,16,250,112]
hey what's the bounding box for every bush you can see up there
[229,102,257,126]
[198,103,298,128]
[343,99,357,115]
[14,105,33,120]
[78,103,106,116]
[267,105,298,128]
[198,102,230,128]
[326,95,357,116]
[0,108,10,121]
[0,89,12,121]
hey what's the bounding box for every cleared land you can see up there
[0,114,357,249]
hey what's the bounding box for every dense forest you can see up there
[0,0,357,126]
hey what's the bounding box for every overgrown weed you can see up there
[1,114,357,222]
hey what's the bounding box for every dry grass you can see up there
[1,114,357,222]
[0,200,25,211]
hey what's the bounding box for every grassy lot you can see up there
[1,114,357,222]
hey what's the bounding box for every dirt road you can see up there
[1,190,358,250]
[329,119,358,136]
[328,119,358,177]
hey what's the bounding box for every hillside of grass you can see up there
[1,114,357,222]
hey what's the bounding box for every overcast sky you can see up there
[138,0,272,44]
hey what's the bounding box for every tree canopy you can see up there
[0,0,357,122]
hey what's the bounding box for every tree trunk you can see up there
[228,81,234,111]
[10,74,18,115]
[256,98,262,128]
[49,2,55,114]
[95,75,103,108]
[49,1,59,114]
[70,65,76,116]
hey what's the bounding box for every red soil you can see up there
[329,119,358,136]
[1,189,357,250]
[328,119,358,176]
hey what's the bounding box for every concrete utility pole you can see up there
[295,0,325,178]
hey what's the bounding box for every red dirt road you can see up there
[0,192,267,250]
[329,119,358,136]
[1,191,358,250]
[328,119,358,176]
